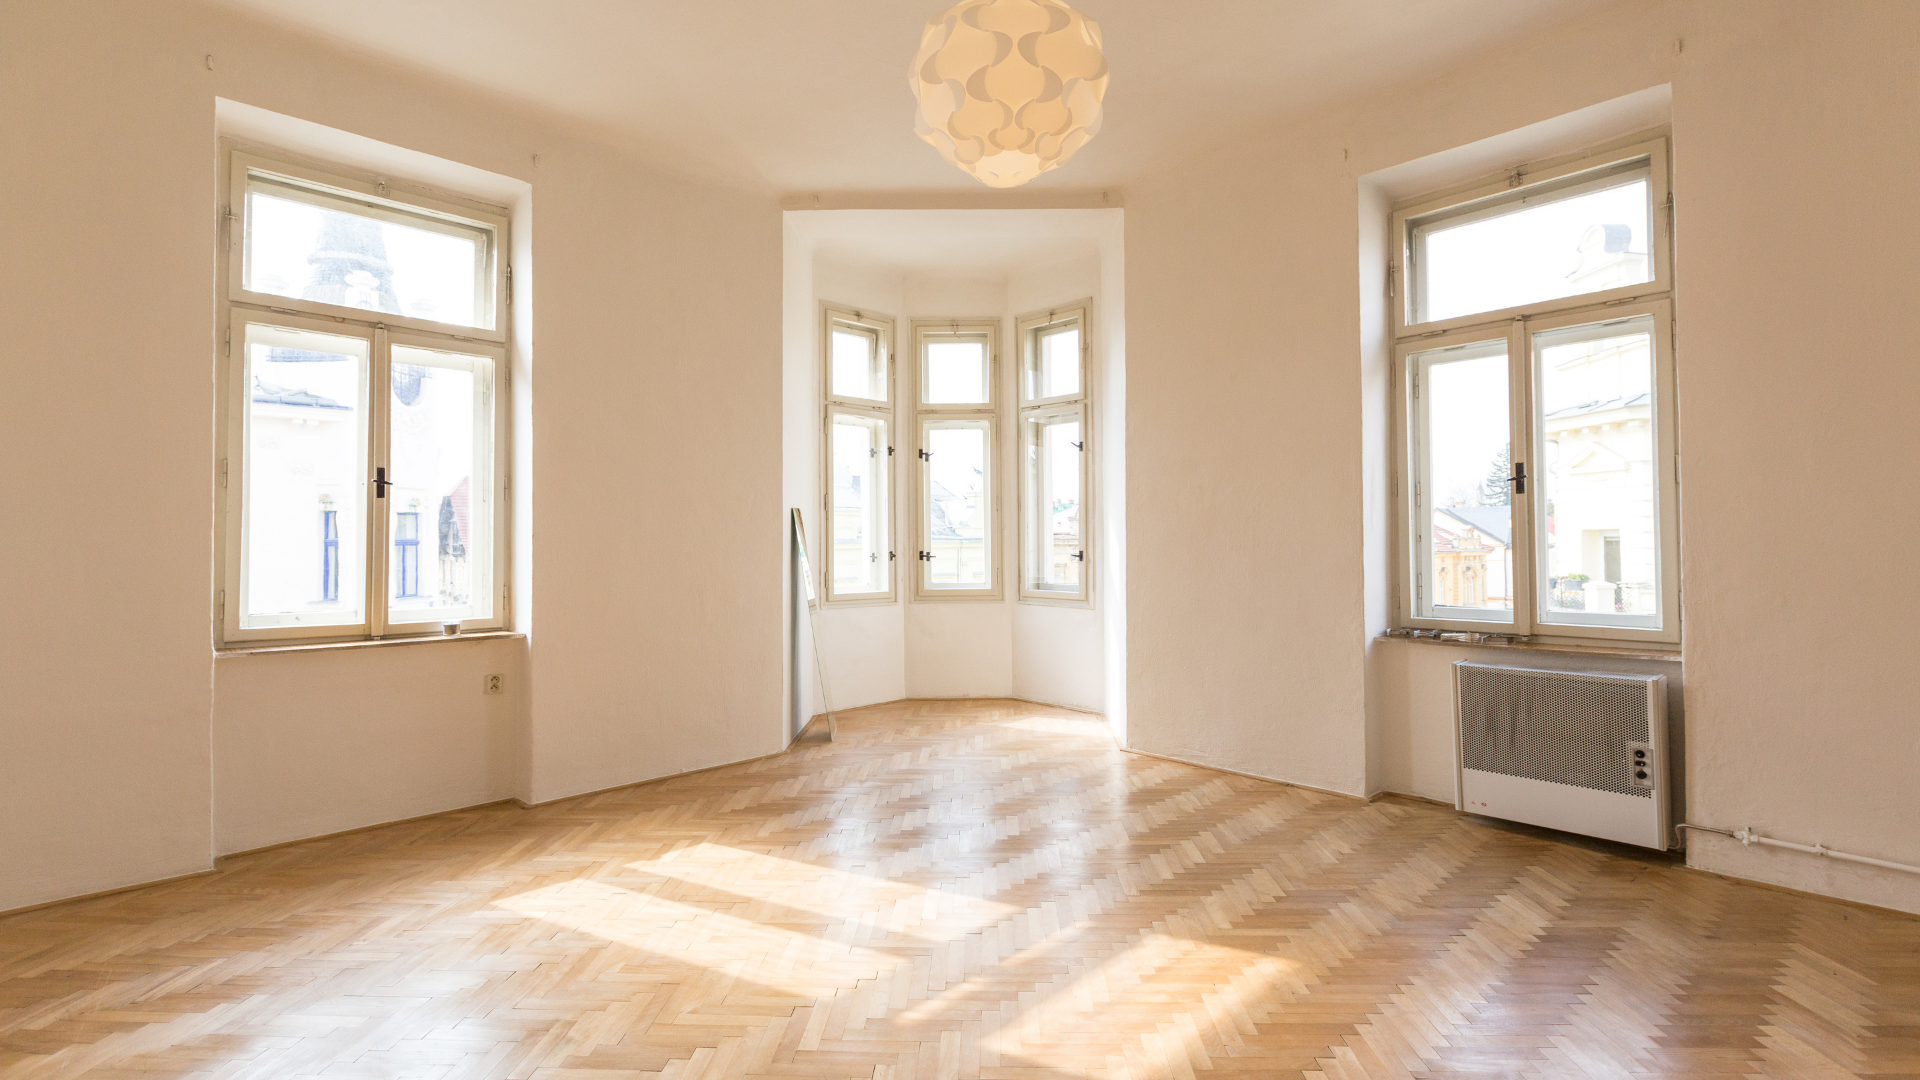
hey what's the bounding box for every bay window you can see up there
[1017,307,1090,603]
[1394,137,1678,644]
[822,306,896,603]
[913,321,999,600]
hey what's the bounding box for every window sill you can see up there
[1377,632,1678,663]
[217,630,524,658]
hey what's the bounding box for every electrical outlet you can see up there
[484,673,504,695]
[1625,741,1655,788]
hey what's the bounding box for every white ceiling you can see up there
[208,0,1612,193]
[793,209,1117,275]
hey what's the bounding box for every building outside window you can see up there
[1394,135,1678,645]
[320,507,340,602]
[216,148,510,646]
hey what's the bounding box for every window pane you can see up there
[1415,172,1651,324]
[1417,343,1513,620]
[830,413,889,595]
[1535,317,1660,627]
[923,337,989,404]
[925,422,990,589]
[1026,412,1083,593]
[1029,324,1080,399]
[245,180,489,329]
[831,326,884,401]
[241,324,368,628]
[388,345,490,622]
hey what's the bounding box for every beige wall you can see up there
[1125,0,1920,911]
[0,1,782,911]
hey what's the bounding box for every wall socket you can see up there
[484,673,504,695]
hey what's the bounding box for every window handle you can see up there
[1070,550,1084,561]
[918,551,934,561]
[373,467,392,498]
[919,449,932,461]
[1510,462,1527,495]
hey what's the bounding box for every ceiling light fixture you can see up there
[909,0,1109,189]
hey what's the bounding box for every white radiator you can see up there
[1452,661,1669,850]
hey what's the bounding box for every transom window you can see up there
[822,306,896,603]
[217,147,510,646]
[1394,137,1678,645]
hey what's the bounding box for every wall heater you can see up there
[1453,661,1669,850]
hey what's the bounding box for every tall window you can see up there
[1017,306,1090,603]
[218,148,510,646]
[1394,136,1677,644]
[913,320,999,600]
[822,306,896,603]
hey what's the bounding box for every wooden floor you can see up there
[2,701,1915,1079]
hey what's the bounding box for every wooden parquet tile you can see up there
[2,699,1915,1079]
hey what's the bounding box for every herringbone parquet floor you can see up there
[2,700,1915,1079]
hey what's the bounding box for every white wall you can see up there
[1124,0,1920,911]
[1,1,783,911]
[1009,256,1106,712]
[212,637,526,855]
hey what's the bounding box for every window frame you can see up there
[1391,137,1671,340]
[912,318,1001,602]
[227,150,509,343]
[1016,305,1092,605]
[1391,133,1679,648]
[217,143,512,649]
[820,304,897,605]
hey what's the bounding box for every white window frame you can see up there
[216,142,512,648]
[820,304,898,605]
[1391,136,1671,339]
[1016,305,1092,605]
[227,150,509,343]
[912,319,1001,601]
[1392,133,1679,647]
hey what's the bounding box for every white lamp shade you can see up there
[910,0,1109,188]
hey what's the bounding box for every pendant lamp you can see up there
[909,0,1109,188]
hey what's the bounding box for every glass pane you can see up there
[241,324,368,628]
[1418,343,1513,620]
[1026,413,1083,593]
[830,414,889,595]
[830,326,884,401]
[925,423,990,589]
[1030,325,1080,399]
[1535,317,1659,626]
[923,337,989,404]
[389,345,489,622]
[1416,172,1651,324]
[245,180,489,329]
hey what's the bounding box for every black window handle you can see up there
[1070,550,1084,561]
[373,467,392,498]
[1511,462,1527,495]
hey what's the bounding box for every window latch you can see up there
[918,551,933,561]
[1071,441,1084,450]
[1070,550,1084,561]
[1510,462,1527,495]
[919,449,932,461]
[373,467,392,498]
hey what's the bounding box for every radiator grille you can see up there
[1457,664,1652,798]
